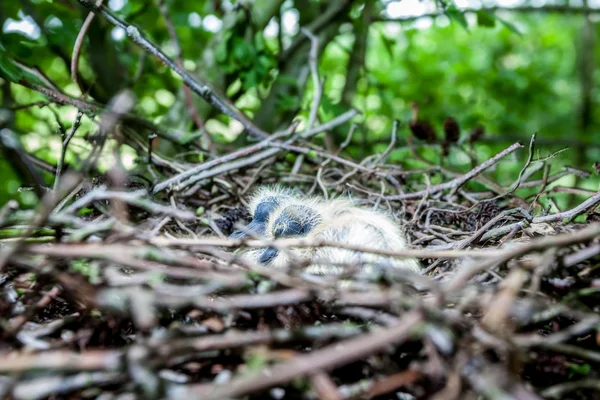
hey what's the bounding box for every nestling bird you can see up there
[230,185,314,255]
[231,186,421,275]
[229,185,302,264]
[229,185,298,239]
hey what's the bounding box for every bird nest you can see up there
[0,115,599,400]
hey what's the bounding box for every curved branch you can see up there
[75,0,270,139]
[71,0,105,94]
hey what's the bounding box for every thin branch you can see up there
[541,379,600,399]
[445,222,600,294]
[71,0,105,94]
[156,0,207,136]
[76,0,269,139]
[487,133,536,201]
[384,142,523,200]
[54,111,83,191]
[59,187,195,220]
[372,119,399,166]
[190,312,422,400]
[152,109,359,193]
[301,27,323,130]
[0,173,82,273]
[152,122,298,194]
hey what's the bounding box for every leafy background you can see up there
[0,0,598,207]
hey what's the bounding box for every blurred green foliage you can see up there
[0,0,598,208]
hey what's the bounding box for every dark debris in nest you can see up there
[0,116,600,400]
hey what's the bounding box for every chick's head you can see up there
[229,185,299,239]
[258,204,322,268]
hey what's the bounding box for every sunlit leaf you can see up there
[445,6,469,31]
[476,10,496,28]
[277,94,301,111]
[379,32,396,61]
[0,61,22,84]
[496,15,523,36]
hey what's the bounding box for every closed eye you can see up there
[271,205,321,238]
[274,219,303,238]
[254,198,280,222]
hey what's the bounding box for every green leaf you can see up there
[245,352,267,371]
[241,68,258,90]
[276,74,300,87]
[119,0,146,18]
[476,10,496,28]
[147,271,164,285]
[215,31,232,64]
[246,271,261,281]
[232,41,253,65]
[254,31,266,52]
[319,95,347,121]
[277,94,301,111]
[0,52,24,82]
[379,32,396,61]
[70,259,90,274]
[445,7,469,31]
[0,50,45,86]
[257,54,273,69]
[568,363,590,379]
[496,15,522,36]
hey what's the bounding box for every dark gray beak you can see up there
[258,247,279,265]
[229,220,266,239]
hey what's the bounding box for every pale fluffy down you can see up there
[236,247,265,265]
[232,186,420,275]
[262,197,421,275]
[310,207,420,275]
[246,185,299,217]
